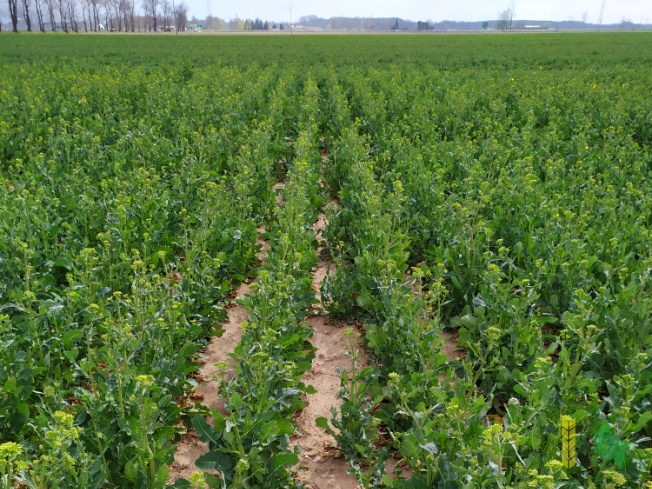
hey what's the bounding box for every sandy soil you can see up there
[168,278,254,481]
[290,198,365,489]
[168,180,285,483]
[291,314,365,489]
[169,152,464,487]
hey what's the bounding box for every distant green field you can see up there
[2,31,652,68]
[1,32,651,488]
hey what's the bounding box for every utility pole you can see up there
[509,1,515,32]
[290,7,292,35]
[172,0,179,33]
[597,0,605,29]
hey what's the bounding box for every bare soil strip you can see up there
[169,155,460,487]
[288,151,363,489]
[292,314,366,489]
[168,279,251,481]
[168,182,281,483]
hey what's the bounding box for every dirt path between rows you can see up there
[168,183,281,483]
[169,153,463,487]
[289,181,364,489]
[168,279,252,481]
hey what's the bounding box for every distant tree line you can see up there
[4,6,650,34]
[4,0,188,33]
[243,18,268,30]
[201,15,281,31]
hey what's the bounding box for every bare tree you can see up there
[129,0,135,30]
[34,0,46,31]
[508,2,515,31]
[56,0,67,31]
[108,0,120,30]
[142,0,157,30]
[102,0,110,30]
[173,0,185,31]
[139,0,147,28]
[127,0,134,30]
[81,0,93,32]
[497,3,515,31]
[66,0,78,31]
[89,0,99,29]
[160,0,169,29]
[120,0,130,31]
[21,0,32,30]
[80,0,90,30]
[497,9,510,31]
[43,0,57,30]
[8,0,19,31]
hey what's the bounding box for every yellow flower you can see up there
[136,375,154,387]
[0,441,22,458]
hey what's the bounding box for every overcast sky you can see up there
[195,0,650,24]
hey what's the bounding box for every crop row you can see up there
[178,78,327,489]
[0,60,318,487]
[1,34,651,489]
[316,59,651,487]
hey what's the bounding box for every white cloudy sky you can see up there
[197,0,650,24]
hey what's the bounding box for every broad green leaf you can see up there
[316,417,337,438]
[403,477,429,489]
[155,464,170,485]
[193,415,221,444]
[269,453,299,474]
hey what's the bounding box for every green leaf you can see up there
[63,329,83,348]
[260,420,277,441]
[16,403,30,418]
[574,409,588,422]
[276,419,294,436]
[155,464,170,485]
[403,477,429,489]
[356,293,371,309]
[3,377,17,394]
[419,442,439,455]
[124,461,138,481]
[194,415,221,444]
[594,420,631,469]
[64,348,80,362]
[196,451,234,471]
[537,315,558,325]
[195,451,219,470]
[382,474,394,485]
[401,433,420,459]
[172,479,191,488]
[54,254,73,270]
[626,411,652,434]
[316,417,337,438]
[269,453,299,474]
